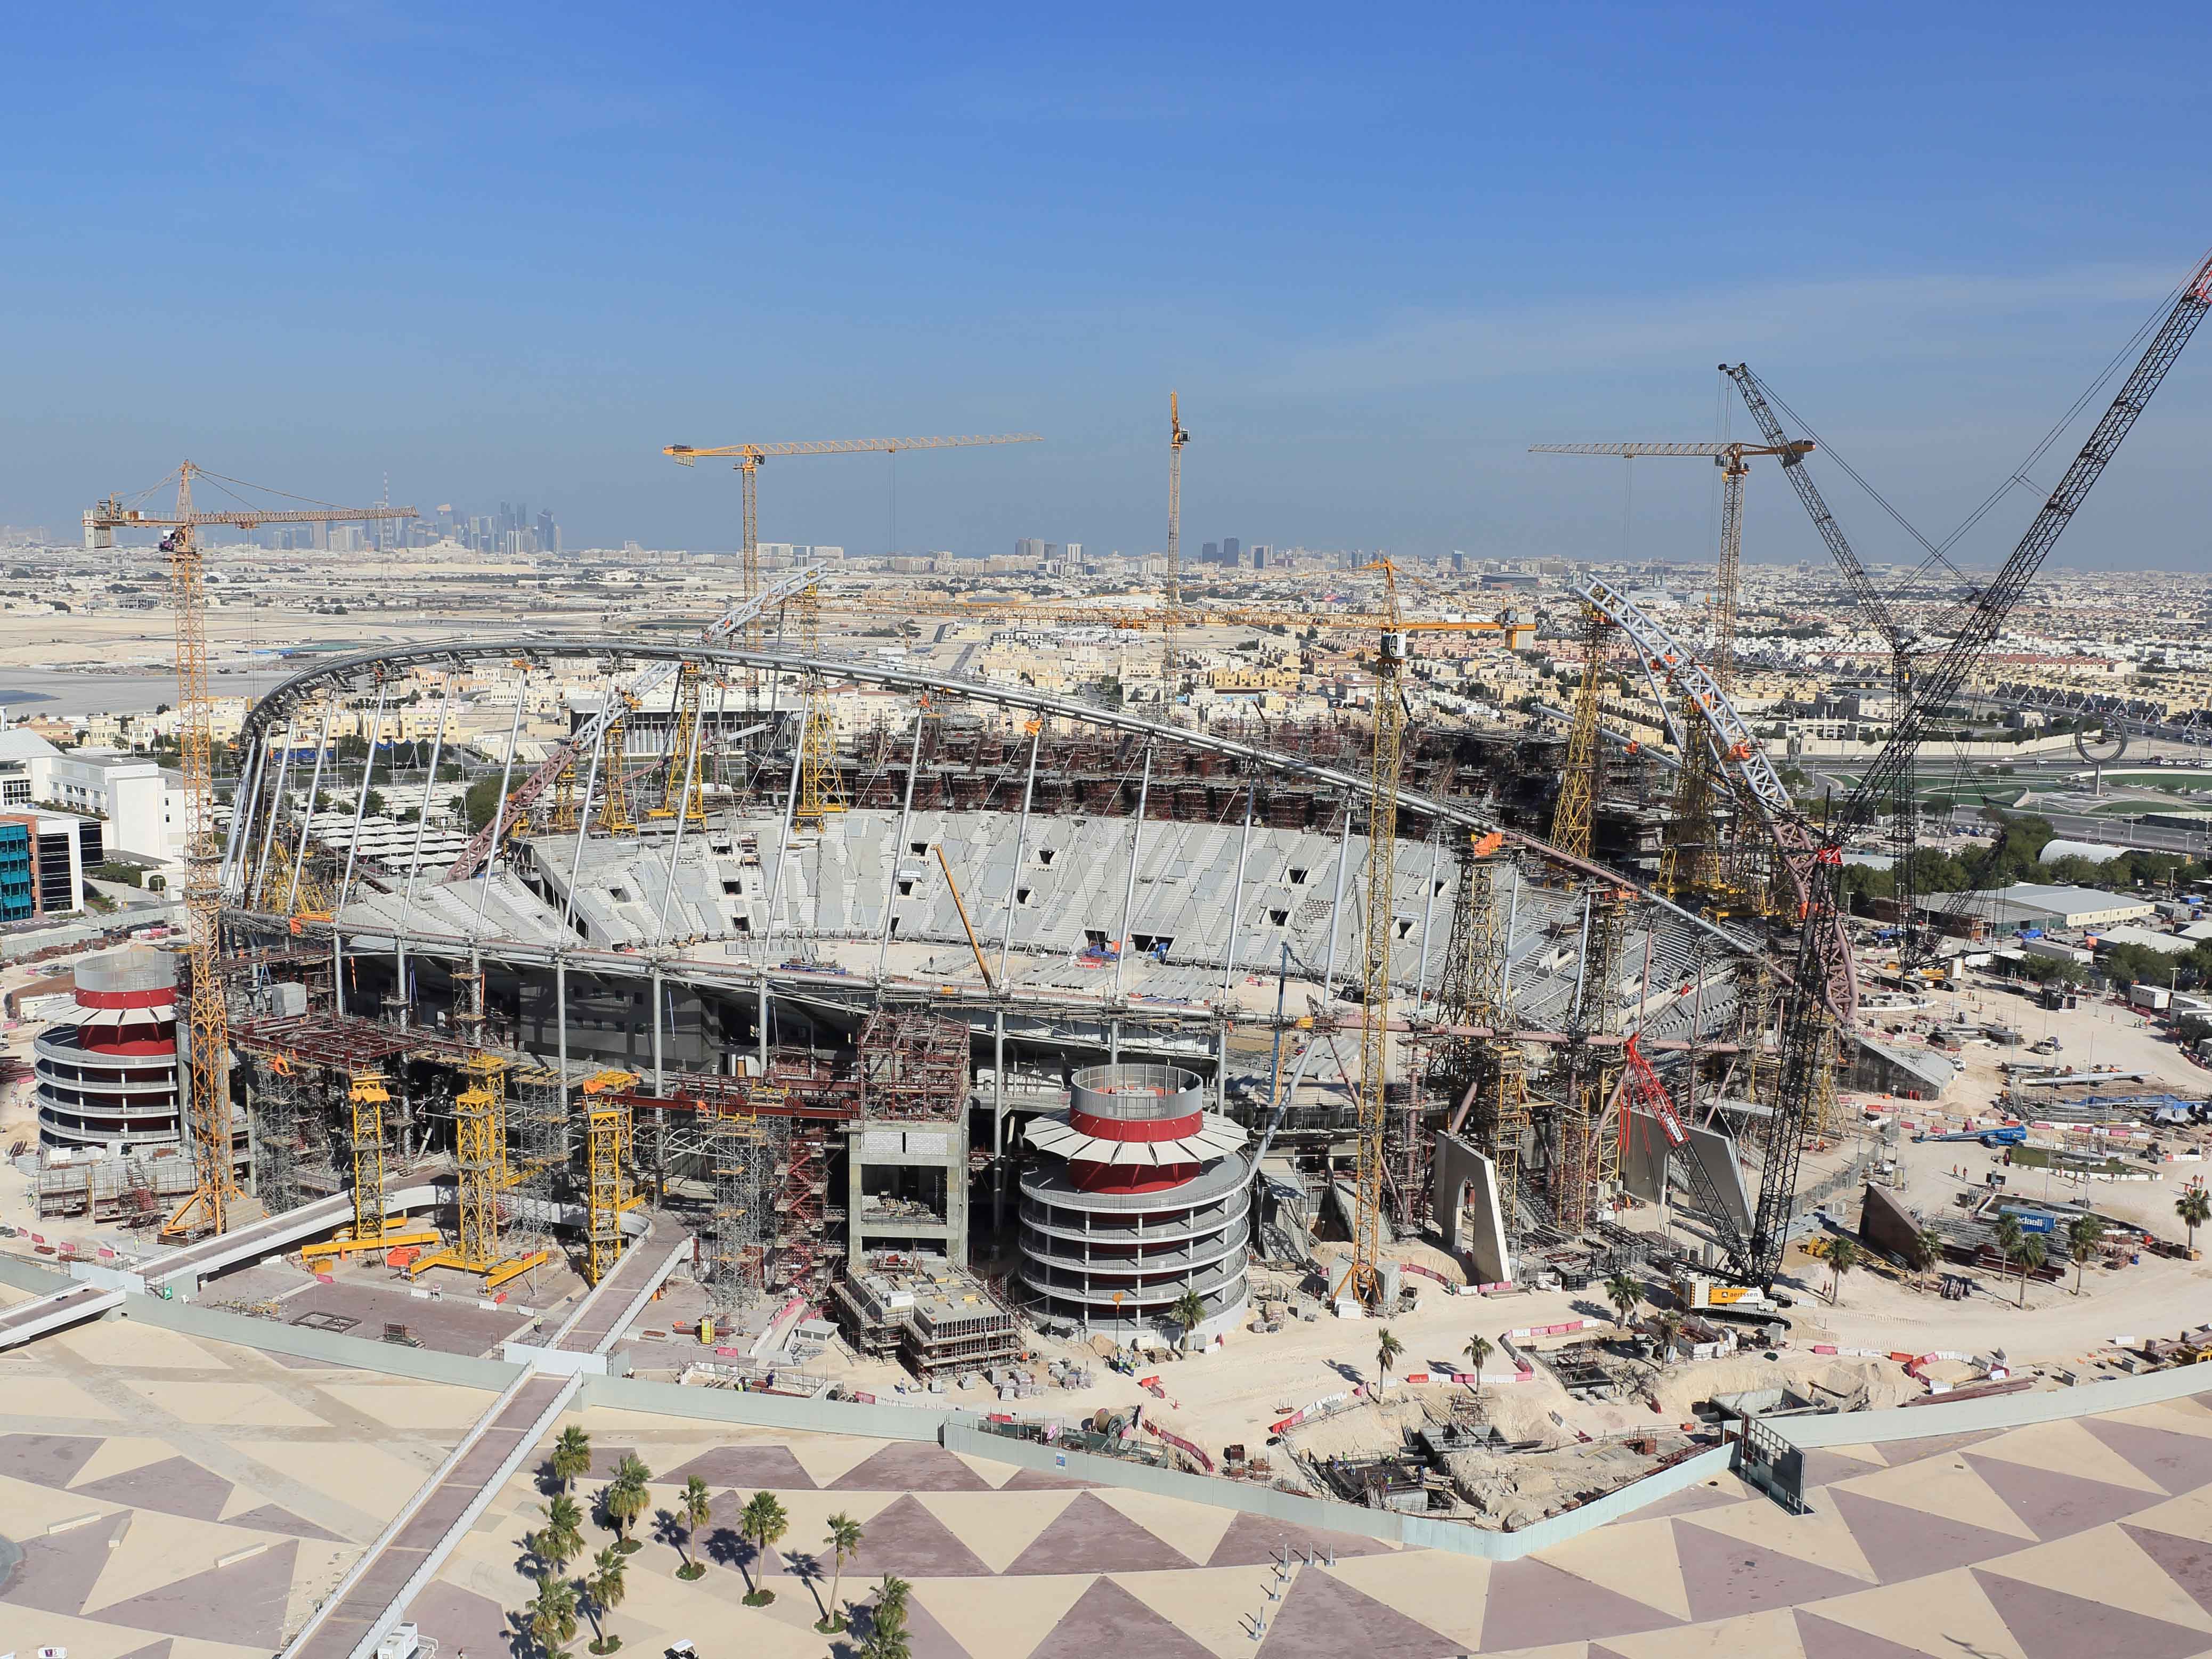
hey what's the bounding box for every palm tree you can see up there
[1374,1327,1404,1393]
[1462,1333,1493,1390]
[1913,1225,1947,1291]
[738,1489,790,1606]
[1603,1271,1642,1329]
[819,1512,864,1634]
[1653,1309,1685,1364]
[1827,1237,1861,1306]
[2067,1211,2107,1295]
[2016,1235,2047,1307]
[1993,1212,2026,1300]
[2178,1186,2210,1255]
[584,1544,627,1654]
[550,1425,592,1494]
[863,1574,914,1659]
[602,1455,652,1554]
[1170,1287,1207,1349]
[676,1477,711,1581]
[528,1573,579,1659]
[536,1492,584,1575]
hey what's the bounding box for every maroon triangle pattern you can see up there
[839,1493,994,1577]
[830,1442,994,1492]
[1003,1491,1196,1575]
[91,1538,300,1649]
[1972,1564,2210,1659]
[0,1510,130,1616]
[1202,1509,1394,1567]
[1479,1556,1680,1650]
[661,1443,816,1491]
[1792,1607,1943,1659]
[0,1432,103,1491]
[2121,1522,2212,1620]
[2081,1416,2212,1495]
[1671,1518,1872,1622]
[1027,1576,1215,1659]
[1827,1486,2029,1584]
[72,1454,234,1523]
[1629,1477,1754,1520]
[1001,1462,1101,1491]
[224,1501,348,1542]
[1257,1563,1468,1659]
[1961,1451,2164,1541]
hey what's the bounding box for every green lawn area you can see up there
[2008,1145,2141,1175]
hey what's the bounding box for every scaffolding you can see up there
[582,1068,637,1286]
[791,581,847,831]
[1550,885,1630,1234]
[650,663,709,826]
[705,1102,774,1312]
[251,1055,308,1217]
[1551,607,1611,862]
[596,695,637,835]
[507,1064,570,1248]
[855,1010,969,1121]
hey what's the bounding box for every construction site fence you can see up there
[1770,1352,2212,1451]
[582,1372,948,1442]
[942,1414,1734,1562]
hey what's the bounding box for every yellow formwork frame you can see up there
[300,1070,438,1261]
[581,1069,637,1286]
[410,1054,546,1289]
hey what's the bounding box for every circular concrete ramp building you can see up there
[33,946,182,1151]
[1018,1062,1251,1342]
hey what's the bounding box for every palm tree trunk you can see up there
[831,1563,844,1628]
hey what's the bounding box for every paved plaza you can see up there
[12,1307,2212,1656]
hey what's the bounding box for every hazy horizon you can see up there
[8,7,2212,572]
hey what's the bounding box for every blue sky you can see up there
[7,4,2212,570]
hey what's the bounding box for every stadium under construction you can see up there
[63,601,1863,1352]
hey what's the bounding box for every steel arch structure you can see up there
[234,633,1770,963]
[1575,579,1858,1022]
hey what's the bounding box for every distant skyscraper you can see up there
[1223,538,1240,566]
[1201,541,1219,563]
[536,509,557,554]
[1015,537,1047,560]
[1064,542,1083,564]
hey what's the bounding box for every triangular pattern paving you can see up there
[1202,1510,1394,1567]
[1257,1562,1465,1659]
[1963,1451,2164,1541]
[224,1501,349,1542]
[1028,1576,1215,1659]
[840,1492,995,1577]
[1792,1608,1937,1659]
[913,1574,1096,1659]
[1800,1447,1889,1491]
[1972,1564,2210,1659]
[2085,1417,2212,1495]
[662,1443,817,1491]
[91,1538,300,1649]
[1827,1486,2030,1584]
[1480,1556,1681,1651]
[1977,1523,2212,1637]
[0,1432,103,1491]
[0,1510,131,1616]
[1629,1477,1755,1521]
[1003,1491,1196,1574]
[110,1643,175,1659]
[2124,1522,2212,1620]
[72,1454,234,1523]
[831,1441,995,1491]
[1670,1519,1871,1623]
[1002,1462,1101,1490]
[1868,1428,2002,1469]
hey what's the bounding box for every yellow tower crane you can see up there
[663,433,1043,826]
[1320,564,1513,1308]
[1166,391,1190,695]
[85,466,413,1240]
[1530,439,1809,904]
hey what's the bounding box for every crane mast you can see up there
[85,465,414,1239]
[1722,364,1930,964]
[1753,249,2212,1286]
[1166,392,1190,700]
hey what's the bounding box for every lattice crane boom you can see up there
[1753,248,2212,1288]
[86,464,414,1240]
